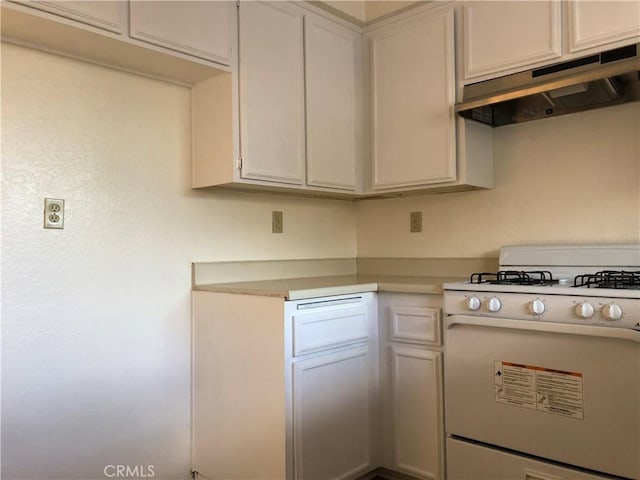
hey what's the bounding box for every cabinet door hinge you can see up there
[238,155,243,170]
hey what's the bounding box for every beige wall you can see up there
[322,0,367,21]
[1,44,356,480]
[322,0,424,22]
[364,0,424,21]
[357,102,640,258]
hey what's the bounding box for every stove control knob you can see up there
[466,296,481,311]
[528,299,545,315]
[601,302,623,321]
[486,297,502,312]
[575,301,595,319]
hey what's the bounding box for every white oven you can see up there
[443,245,640,480]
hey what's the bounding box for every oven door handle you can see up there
[446,315,640,343]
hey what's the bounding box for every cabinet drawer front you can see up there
[390,306,441,346]
[293,305,369,356]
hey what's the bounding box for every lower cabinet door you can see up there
[293,346,372,479]
[391,346,444,480]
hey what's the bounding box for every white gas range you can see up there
[443,244,640,480]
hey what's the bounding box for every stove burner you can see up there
[574,270,640,289]
[470,270,558,286]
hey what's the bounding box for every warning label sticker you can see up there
[494,361,584,420]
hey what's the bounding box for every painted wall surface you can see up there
[322,0,367,21]
[364,0,423,21]
[1,44,357,480]
[357,102,640,258]
[323,0,422,22]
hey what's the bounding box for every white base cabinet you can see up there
[391,347,443,480]
[193,289,449,480]
[378,293,445,480]
[293,347,373,479]
[192,291,377,480]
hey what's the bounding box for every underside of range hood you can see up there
[456,44,640,127]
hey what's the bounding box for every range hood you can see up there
[456,44,640,127]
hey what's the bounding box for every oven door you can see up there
[445,315,640,479]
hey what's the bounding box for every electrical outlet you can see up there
[410,211,422,233]
[44,198,65,229]
[272,211,283,233]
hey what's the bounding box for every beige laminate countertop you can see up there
[193,274,466,300]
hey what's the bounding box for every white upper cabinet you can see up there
[194,1,362,195]
[238,1,306,185]
[129,1,233,65]
[3,0,233,85]
[461,0,640,83]
[305,14,359,191]
[9,0,127,34]
[462,0,562,81]
[567,0,640,53]
[368,4,457,190]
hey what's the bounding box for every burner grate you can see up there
[470,270,557,286]
[574,270,640,289]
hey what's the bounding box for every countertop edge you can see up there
[194,275,463,300]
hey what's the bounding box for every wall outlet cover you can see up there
[410,211,422,233]
[272,211,283,233]
[44,198,65,229]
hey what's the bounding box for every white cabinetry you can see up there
[305,14,360,191]
[293,347,373,479]
[378,293,445,480]
[365,3,493,195]
[8,0,127,34]
[461,1,561,81]
[194,1,362,196]
[368,4,456,189]
[567,0,640,53]
[192,291,377,480]
[238,1,306,185]
[129,1,232,65]
[461,0,640,83]
[2,0,233,85]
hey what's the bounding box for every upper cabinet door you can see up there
[129,0,232,65]
[567,0,640,53]
[305,14,359,191]
[10,0,127,34]
[238,1,305,185]
[369,5,457,190]
[462,1,561,81]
